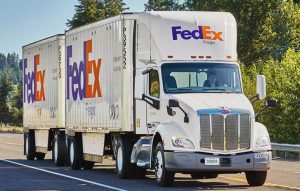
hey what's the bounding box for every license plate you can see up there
[205,157,220,165]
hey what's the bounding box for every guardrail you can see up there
[271,143,300,160]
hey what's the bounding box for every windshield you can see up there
[161,63,242,93]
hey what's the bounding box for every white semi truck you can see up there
[23,35,67,166]
[24,11,275,187]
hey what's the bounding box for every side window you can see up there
[149,69,160,98]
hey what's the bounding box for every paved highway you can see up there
[0,132,299,191]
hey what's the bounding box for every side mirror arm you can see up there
[168,99,189,123]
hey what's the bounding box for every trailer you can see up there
[23,34,67,166]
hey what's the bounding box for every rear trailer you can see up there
[23,34,67,165]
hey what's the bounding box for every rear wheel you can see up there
[68,135,83,170]
[245,171,267,186]
[53,133,67,166]
[154,142,174,187]
[25,132,35,160]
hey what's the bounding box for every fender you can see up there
[150,121,196,168]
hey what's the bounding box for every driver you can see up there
[203,72,221,87]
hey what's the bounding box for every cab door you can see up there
[145,67,162,134]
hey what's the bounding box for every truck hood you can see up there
[171,93,254,116]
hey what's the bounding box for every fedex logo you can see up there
[67,40,102,101]
[172,26,223,41]
[23,55,46,103]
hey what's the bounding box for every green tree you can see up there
[241,49,300,144]
[10,83,23,126]
[0,70,13,124]
[67,0,126,29]
[252,0,300,61]
[145,0,183,11]
[0,53,7,70]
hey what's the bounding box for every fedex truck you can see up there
[64,11,273,187]
[23,34,67,166]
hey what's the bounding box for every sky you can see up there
[0,0,147,57]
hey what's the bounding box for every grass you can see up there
[0,126,23,134]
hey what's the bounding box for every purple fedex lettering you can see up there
[172,26,223,41]
[23,55,46,103]
[67,40,102,101]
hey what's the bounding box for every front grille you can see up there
[200,113,251,151]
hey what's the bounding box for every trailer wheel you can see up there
[245,171,267,186]
[154,142,174,187]
[116,137,134,179]
[36,152,46,160]
[68,136,83,170]
[53,133,67,166]
[83,161,94,170]
[25,132,35,160]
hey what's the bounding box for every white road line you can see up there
[0,158,127,191]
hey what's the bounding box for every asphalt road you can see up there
[0,132,299,191]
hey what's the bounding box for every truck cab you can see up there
[130,12,272,186]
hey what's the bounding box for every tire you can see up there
[116,136,135,179]
[190,173,205,179]
[36,152,46,160]
[68,135,83,170]
[25,132,35,160]
[154,142,174,187]
[53,133,67,166]
[245,171,267,186]
[83,161,94,170]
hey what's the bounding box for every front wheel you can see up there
[245,171,267,186]
[154,142,174,187]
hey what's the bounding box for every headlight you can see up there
[255,136,270,148]
[171,137,195,149]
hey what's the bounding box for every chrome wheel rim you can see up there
[70,142,74,164]
[155,151,163,179]
[54,137,58,162]
[25,136,29,156]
